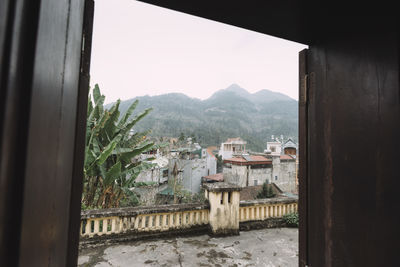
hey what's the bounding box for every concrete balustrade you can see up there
[239,199,298,222]
[79,183,297,247]
[81,204,210,239]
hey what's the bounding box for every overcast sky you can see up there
[90,0,307,104]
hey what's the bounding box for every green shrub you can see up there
[256,182,276,199]
[282,212,299,227]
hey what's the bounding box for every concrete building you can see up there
[265,137,282,156]
[168,146,217,194]
[265,136,298,157]
[204,147,217,176]
[223,154,297,193]
[219,137,247,159]
[223,155,273,187]
[135,156,169,184]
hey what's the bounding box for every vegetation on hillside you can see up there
[82,85,158,209]
[113,84,298,151]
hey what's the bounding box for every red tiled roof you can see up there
[206,146,217,158]
[280,154,294,160]
[203,173,224,182]
[250,155,270,161]
[225,157,247,163]
[224,155,272,165]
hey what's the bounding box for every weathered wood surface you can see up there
[306,35,400,267]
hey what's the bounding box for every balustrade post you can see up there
[203,182,241,236]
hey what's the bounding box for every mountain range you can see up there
[112,84,298,152]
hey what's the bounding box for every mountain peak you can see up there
[209,84,251,99]
[224,84,250,95]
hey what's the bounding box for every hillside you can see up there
[110,84,298,152]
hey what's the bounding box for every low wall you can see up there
[80,203,209,247]
[239,197,298,222]
[79,194,298,247]
[239,197,298,230]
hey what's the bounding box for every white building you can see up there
[265,135,298,156]
[219,137,247,159]
[265,140,282,156]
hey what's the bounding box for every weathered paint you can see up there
[207,190,241,235]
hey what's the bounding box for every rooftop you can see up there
[202,173,224,182]
[206,146,217,158]
[224,155,272,165]
[223,137,247,144]
[203,182,242,192]
[240,183,284,200]
[78,228,298,266]
[280,154,295,160]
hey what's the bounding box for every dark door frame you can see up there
[0,0,94,266]
[1,1,399,267]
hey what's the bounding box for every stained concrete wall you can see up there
[223,157,296,192]
[224,165,273,187]
[277,160,296,192]
[223,165,248,187]
[249,167,272,186]
[205,153,217,176]
[132,183,169,206]
[207,191,240,235]
[169,158,208,194]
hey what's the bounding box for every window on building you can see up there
[271,147,276,152]
[228,192,231,203]
[275,176,278,180]
[162,169,168,177]
[254,180,258,186]
[220,193,224,204]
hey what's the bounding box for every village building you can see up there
[135,156,169,184]
[265,135,283,156]
[223,155,273,187]
[205,146,218,176]
[282,138,297,155]
[219,137,247,159]
[202,173,224,184]
[265,135,298,156]
[223,154,297,193]
[168,147,217,194]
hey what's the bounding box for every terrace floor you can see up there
[78,228,298,267]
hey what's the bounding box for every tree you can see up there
[82,84,159,209]
[215,154,223,173]
[256,182,276,199]
[178,132,185,142]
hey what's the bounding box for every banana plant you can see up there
[82,84,160,209]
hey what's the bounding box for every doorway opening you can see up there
[78,0,307,265]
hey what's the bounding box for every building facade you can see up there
[223,154,297,193]
[219,137,247,159]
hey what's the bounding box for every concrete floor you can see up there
[78,228,298,267]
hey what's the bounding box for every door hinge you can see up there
[300,74,308,104]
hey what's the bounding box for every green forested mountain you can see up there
[110,84,298,152]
